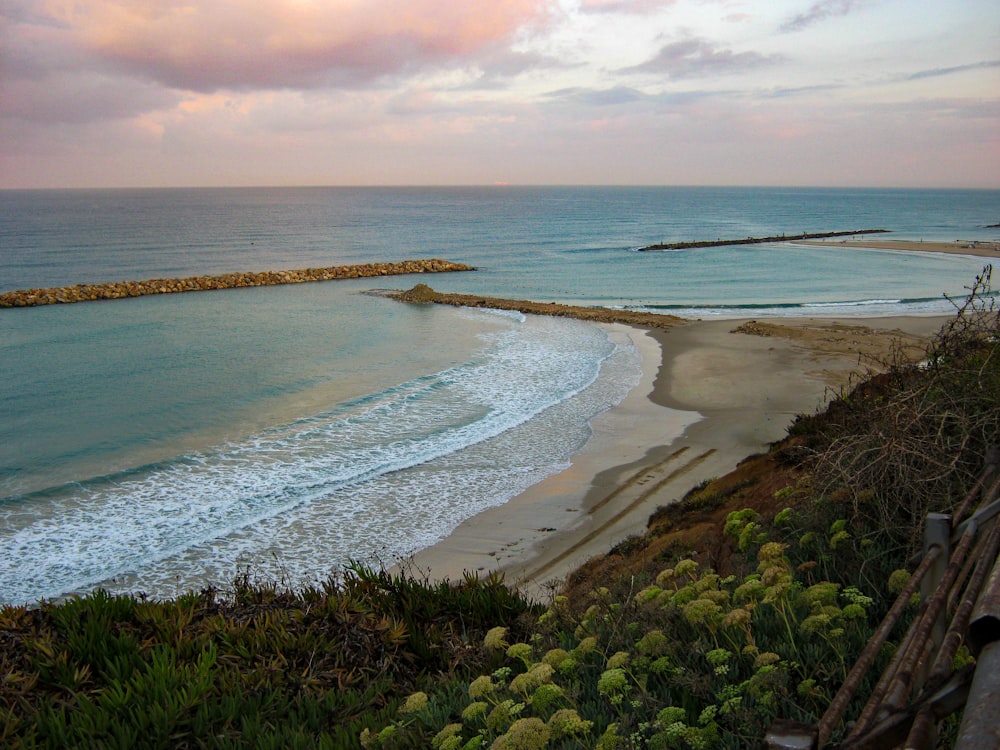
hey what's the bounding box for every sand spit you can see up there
[387,284,686,329]
[0,259,474,308]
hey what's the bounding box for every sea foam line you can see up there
[0,316,616,604]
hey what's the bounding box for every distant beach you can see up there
[796,238,1000,259]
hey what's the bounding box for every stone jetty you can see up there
[387,283,685,330]
[637,229,889,252]
[0,259,474,308]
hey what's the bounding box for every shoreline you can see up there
[403,324,698,595]
[795,238,1000,259]
[407,313,948,599]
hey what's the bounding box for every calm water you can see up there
[1,186,997,604]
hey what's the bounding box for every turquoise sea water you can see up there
[1,187,997,604]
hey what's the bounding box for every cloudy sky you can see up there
[2,0,998,188]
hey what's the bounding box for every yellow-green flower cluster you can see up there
[431,723,463,750]
[483,626,509,650]
[505,642,533,666]
[529,683,564,713]
[468,675,495,700]
[398,691,428,715]
[489,717,549,750]
[547,708,593,738]
[508,662,554,695]
[461,702,489,722]
[605,650,630,670]
[597,667,630,705]
[485,699,525,733]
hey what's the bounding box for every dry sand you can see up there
[406,313,948,600]
[400,235,993,597]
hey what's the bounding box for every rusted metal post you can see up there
[917,513,950,688]
[954,640,1000,749]
[967,550,1000,654]
[955,537,1000,749]
[849,598,927,739]
[930,517,1000,686]
[817,547,941,746]
[879,525,974,720]
[904,705,937,749]
[839,667,974,750]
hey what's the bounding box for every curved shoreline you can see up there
[405,311,949,598]
[0,259,473,308]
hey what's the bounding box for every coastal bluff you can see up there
[0,259,473,308]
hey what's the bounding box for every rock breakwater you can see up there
[388,284,685,330]
[638,229,889,252]
[0,259,474,308]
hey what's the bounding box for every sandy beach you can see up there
[796,238,1000,259]
[408,313,948,599]
[398,232,995,598]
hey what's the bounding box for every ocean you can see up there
[1,186,997,604]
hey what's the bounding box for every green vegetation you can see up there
[2,268,996,748]
[357,506,901,749]
[0,567,536,748]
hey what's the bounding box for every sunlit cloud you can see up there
[37,0,553,91]
[1,0,997,188]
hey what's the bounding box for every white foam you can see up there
[0,315,640,604]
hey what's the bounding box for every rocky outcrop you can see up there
[0,259,474,308]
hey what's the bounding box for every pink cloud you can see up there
[39,0,552,91]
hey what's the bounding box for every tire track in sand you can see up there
[523,446,717,583]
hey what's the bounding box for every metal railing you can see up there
[766,446,1000,749]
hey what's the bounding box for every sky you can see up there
[1,0,998,188]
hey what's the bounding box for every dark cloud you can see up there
[546,86,648,106]
[543,85,723,108]
[870,97,1000,120]
[1,10,177,123]
[624,38,782,78]
[764,83,845,98]
[905,60,1000,81]
[1,73,179,123]
[781,0,868,33]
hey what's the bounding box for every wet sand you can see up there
[406,314,947,599]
